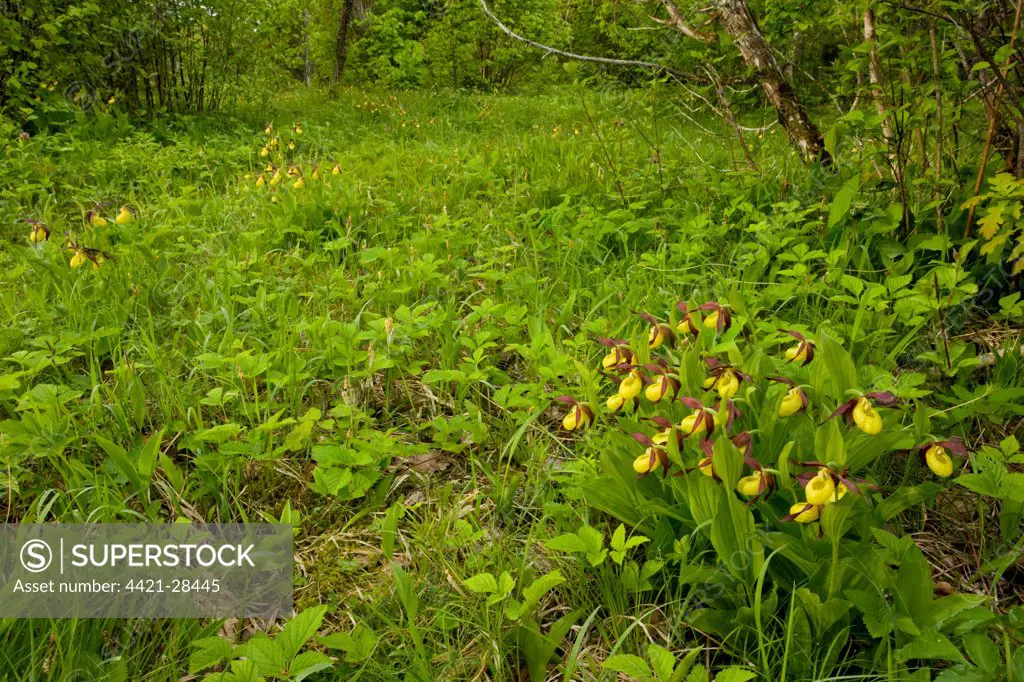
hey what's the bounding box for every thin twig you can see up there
[966,0,1024,238]
[479,0,689,77]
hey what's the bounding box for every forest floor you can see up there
[0,88,1021,681]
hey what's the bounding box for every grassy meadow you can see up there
[1,87,1023,681]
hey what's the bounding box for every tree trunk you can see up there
[713,0,829,163]
[333,0,357,83]
[303,9,311,87]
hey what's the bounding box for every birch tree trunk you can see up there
[713,0,829,162]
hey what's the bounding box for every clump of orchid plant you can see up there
[554,299,971,529]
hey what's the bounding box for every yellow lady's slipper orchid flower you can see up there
[270,171,283,187]
[115,206,132,225]
[652,429,671,446]
[805,469,836,505]
[264,124,273,135]
[87,211,107,227]
[698,456,714,477]
[677,311,701,335]
[737,471,765,496]
[645,375,671,402]
[607,394,626,413]
[256,174,266,186]
[779,387,805,417]
[681,411,714,436]
[331,164,342,175]
[703,310,720,329]
[70,249,87,269]
[28,223,50,244]
[785,344,808,364]
[562,405,592,431]
[648,325,667,350]
[703,375,717,390]
[925,444,953,478]
[601,347,632,370]
[311,166,320,180]
[715,370,740,400]
[618,370,643,400]
[634,448,660,475]
[790,503,819,523]
[829,482,849,503]
[852,397,883,435]
[260,147,269,157]
[293,176,306,190]
[288,141,295,151]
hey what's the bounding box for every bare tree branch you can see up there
[656,0,714,43]
[478,0,687,77]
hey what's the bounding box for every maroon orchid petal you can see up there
[732,431,753,457]
[643,363,666,374]
[835,475,862,496]
[656,450,671,478]
[768,375,796,387]
[780,328,806,342]
[678,396,705,410]
[637,312,659,326]
[781,503,816,522]
[658,378,670,400]
[936,439,968,456]
[802,343,815,365]
[704,357,725,370]
[554,395,578,405]
[700,439,714,457]
[631,432,654,447]
[596,337,619,348]
[829,399,857,420]
[795,472,815,486]
[794,459,827,468]
[697,302,720,312]
[866,391,898,406]
[649,415,674,429]
[702,411,716,437]
[718,308,732,333]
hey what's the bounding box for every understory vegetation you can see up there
[3,0,1024,680]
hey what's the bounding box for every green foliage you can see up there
[0,79,1022,680]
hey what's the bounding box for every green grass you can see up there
[0,87,1021,681]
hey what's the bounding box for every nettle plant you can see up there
[556,301,989,675]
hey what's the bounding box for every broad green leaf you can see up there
[464,572,498,594]
[289,651,333,681]
[247,635,287,676]
[894,629,966,664]
[603,654,652,680]
[817,328,857,399]
[828,177,859,229]
[278,605,327,660]
[188,637,233,674]
[95,435,143,493]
